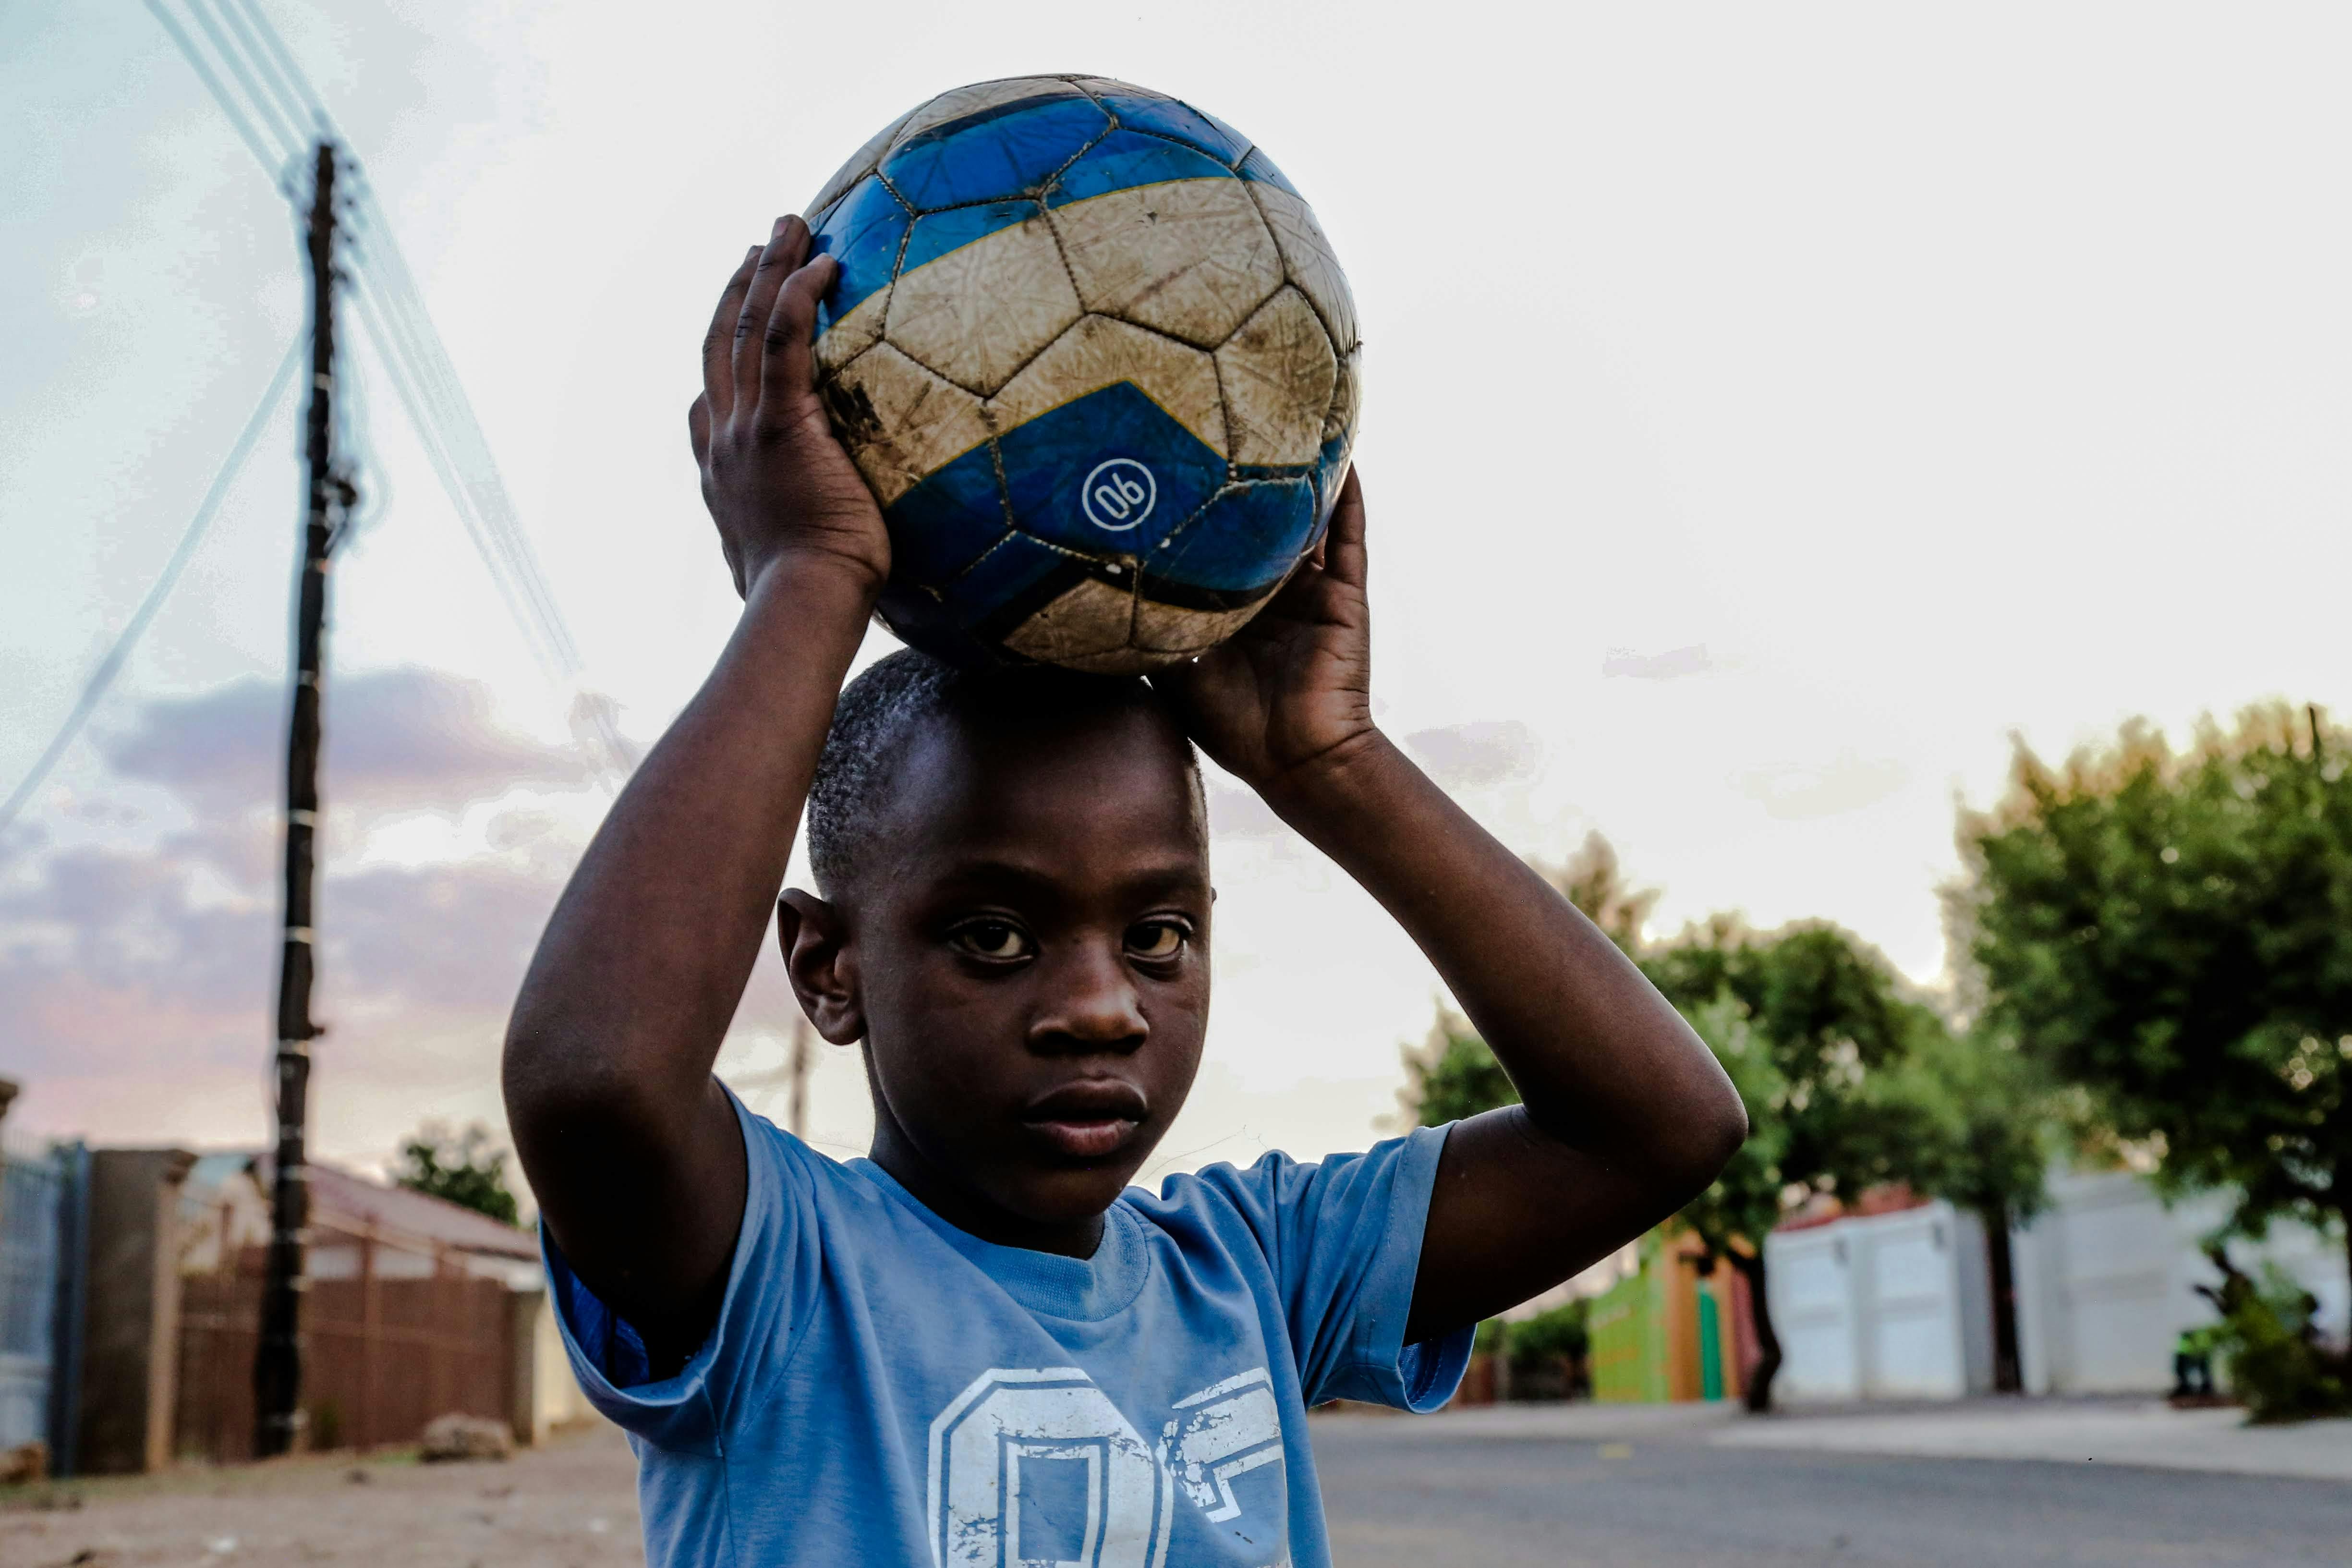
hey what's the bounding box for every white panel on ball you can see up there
[985,316,1227,454]
[824,342,993,505]
[886,213,1084,394]
[999,578,1138,667]
[1322,347,1361,446]
[1051,180,1284,349]
[1249,184,1358,357]
[1132,597,1263,656]
[1213,288,1338,467]
[815,285,892,376]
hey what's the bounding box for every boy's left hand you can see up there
[1152,469,1377,801]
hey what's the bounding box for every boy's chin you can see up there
[996,1157,1150,1224]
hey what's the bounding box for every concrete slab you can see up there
[1717,1400,2352,1482]
[1322,1398,2352,1483]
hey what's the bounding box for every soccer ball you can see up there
[806,76,1359,673]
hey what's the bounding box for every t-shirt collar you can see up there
[848,1157,1154,1323]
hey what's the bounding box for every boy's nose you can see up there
[1029,942,1148,1053]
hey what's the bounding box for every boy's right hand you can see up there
[689,216,890,601]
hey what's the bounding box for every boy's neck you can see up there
[869,1119,1108,1261]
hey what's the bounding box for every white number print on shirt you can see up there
[927,1365,1291,1568]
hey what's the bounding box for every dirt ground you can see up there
[0,1422,643,1568]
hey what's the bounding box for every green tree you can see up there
[1666,997,1794,1407]
[1644,925,1950,1410]
[395,1121,522,1227]
[1504,1297,1592,1366]
[1398,831,2013,1410]
[1850,1025,2055,1388]
[1400,1010,1518,1126]
[1958,704,2352,1313]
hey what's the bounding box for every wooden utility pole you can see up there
[255,140,349,1459]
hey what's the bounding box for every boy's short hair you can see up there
[806,648,1205,897]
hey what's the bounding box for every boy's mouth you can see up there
[1021,1080,1149,1161]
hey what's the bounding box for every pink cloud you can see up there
[0,667,753,1161]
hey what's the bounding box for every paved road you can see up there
[15,1405,2352,1566]
[1311,1408,2352,1567]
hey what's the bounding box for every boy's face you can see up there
[804,700,1211,1243]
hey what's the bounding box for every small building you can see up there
[0,1103,594,1476]
[174,1154,593,1460]
[1765,1198,1996,1402]
[2011,1168,2346,1396]
[1762,1166,2350,1402]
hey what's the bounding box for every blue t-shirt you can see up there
[546,1090,1470,1567]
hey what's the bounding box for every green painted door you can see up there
[1697,1288,1724,1401]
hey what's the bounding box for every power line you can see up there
[182,0,307,163]
[202,0,628,775]
[214,0,324,143]
[212,0,632,782]
[0,336,305,841]
[342,280,560,688]
[223,0,330,125]
[141,0,637,789]
[341,258,634,782]
[137,0,289,180]
[183,0,586,683]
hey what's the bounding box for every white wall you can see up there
[526,1289,599,1441]
[1767,1202,1995,1403]
[2011,1170,2348,1396]
[1772,1223,1863,1401]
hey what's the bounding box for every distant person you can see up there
[2172,1325,2219,1399]
[502,217,1746,1568]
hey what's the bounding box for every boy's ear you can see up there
[777,889,865,1045]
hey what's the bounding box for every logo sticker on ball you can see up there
[1081,459,1157,533]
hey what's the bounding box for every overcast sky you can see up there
[5,1,2348,1185]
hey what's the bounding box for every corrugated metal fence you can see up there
[0,1144,80,1456]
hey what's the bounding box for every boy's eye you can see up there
[949,919,1034,962]
[1125,920,1188,962]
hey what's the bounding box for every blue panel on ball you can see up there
[945,530,1073,616]
[901,200,1041,275]
[1148,478,1317,596]
[810,177,910,326]
[876,532,1089,668]
[1095,94,1249,166]
[1236,146,1301,197]
[883,439,1008,585]
[995,382,1225,559]
[1311,430,1352,534]
[882,96,1111,211]
[1046,130,1234,207]
[872,582,976,665]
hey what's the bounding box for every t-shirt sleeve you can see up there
[541,1084,824,1454]
[1198,1124,1473,1412]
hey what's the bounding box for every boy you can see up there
[504,216,1745,1566]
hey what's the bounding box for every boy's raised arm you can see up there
[1157,475,1747,1346]
[502,217,886,1359]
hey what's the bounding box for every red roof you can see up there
[1772,1182,1932,1234]
[247,1155,538,1260]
